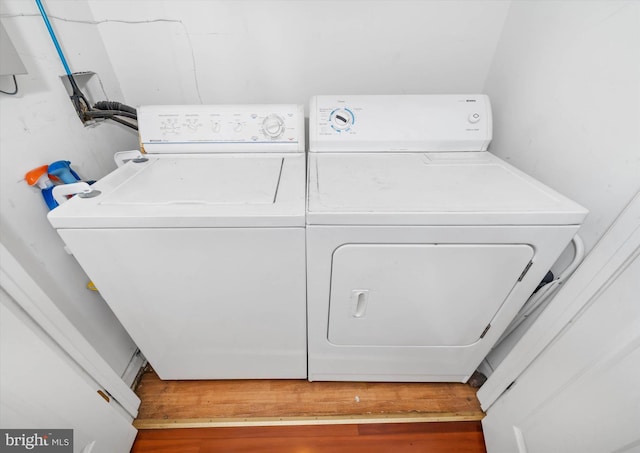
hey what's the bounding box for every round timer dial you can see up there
[262,114,285,139]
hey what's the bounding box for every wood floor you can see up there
[132,368,486,452]
[131,421,486,452]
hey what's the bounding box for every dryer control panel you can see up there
[309,95,492,152]
[139,104,305,154]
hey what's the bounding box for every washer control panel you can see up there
[139,104,305,153]
[310,95,492,152]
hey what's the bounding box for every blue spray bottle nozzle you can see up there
[48,160,81,184]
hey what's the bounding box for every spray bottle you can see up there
[25,165,58,210]
[48,160,82,184]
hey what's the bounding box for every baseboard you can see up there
[134,412,484,429]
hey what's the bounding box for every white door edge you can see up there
[478,189,640,410]
[0,242,141,418]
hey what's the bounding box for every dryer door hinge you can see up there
[480,323,491,339]
[518,260,534,281]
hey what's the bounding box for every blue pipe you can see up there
[34,0,72,76]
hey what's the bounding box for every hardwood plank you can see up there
[134,424,360,440]
[195,435,485,453]
[131,422,486,453]
[358,421,484,435]
[131,439,201,453]
[134,369,483,424]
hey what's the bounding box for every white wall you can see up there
[484,0,640,253]
[0,0,139,376]
[86,0,511,106]
[483,0,640,370]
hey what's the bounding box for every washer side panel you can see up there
[58,227,307,380]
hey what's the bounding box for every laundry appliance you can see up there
[306,95,588,382]
[48,104,307,380]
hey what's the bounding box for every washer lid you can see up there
[307,152,588,225]
[48,154,305,228]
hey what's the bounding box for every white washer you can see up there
[48,104,307,380]
[306,95,588,383]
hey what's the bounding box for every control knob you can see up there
[262,114,285,139]
[330,108,354,131]
[468,113,481,124]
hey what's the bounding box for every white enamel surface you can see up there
[57,226,307,380]
[307,225,580,382]
[310,95,492,152]
[307,152,587,225]
[138,104,305,153]
[100,157,281,205]
[48,153,305,228]
[328,244,533,347]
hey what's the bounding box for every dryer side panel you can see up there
[328,244,534,347]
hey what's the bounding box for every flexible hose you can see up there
[84,111,139,130]
[496,234,586,343]
[109,116,138,131]
[84,110,138,120]
[93,101,137,116]
[0,75,19,95]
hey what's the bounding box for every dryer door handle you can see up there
[351,290,370,318]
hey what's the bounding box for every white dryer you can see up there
[48,104,307,380]
[306,95,588,383]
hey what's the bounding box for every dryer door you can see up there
[328,243,534,347]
